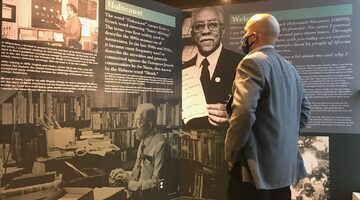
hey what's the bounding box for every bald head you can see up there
[244,14,280,46]
[135,103,157,124]
[134,103,157,140]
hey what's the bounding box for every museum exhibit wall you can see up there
[0,0,359,199]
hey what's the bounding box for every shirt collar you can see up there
[248,45,274,55]
[196,43,223,69]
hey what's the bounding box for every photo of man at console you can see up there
[109,103,172,200]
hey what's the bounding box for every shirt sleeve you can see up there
[225,58,264,162]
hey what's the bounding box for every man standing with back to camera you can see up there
[183,6,244,129]
[225,14,311,200]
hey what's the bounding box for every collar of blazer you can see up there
[248,45,274,55]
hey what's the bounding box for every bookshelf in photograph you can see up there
[90,105,182,165]
[0,91,91,126]
[191,168,217,199]
[90,90,137,165]
[90,108,135,130]
[0,91,92,169]
[179,130,226,199]
[156,97,181,127]
[160,129,182,159]
[0,123,41,169]
[100,128,138,168]
[90,90,181,134]
[180,130,225,171]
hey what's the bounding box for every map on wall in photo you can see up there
[292,136,330,200]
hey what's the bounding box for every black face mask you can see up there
[240,34,255,54]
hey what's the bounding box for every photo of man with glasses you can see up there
[182,6,244,129]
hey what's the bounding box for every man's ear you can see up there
[143,120,152,129]
[252,32,258,42]
[147,121,154,129]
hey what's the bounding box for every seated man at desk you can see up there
[109,103,171,199]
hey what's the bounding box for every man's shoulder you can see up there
[244,48,280,65]
[182,55,197,70]
[252,47,279,59]
[152,132,167,144]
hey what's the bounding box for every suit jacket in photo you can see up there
[225,46,311,189]
[183,48,244,129]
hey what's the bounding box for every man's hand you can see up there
[56,14,64,21]
[109,168,130,186]
[207,103,229,126]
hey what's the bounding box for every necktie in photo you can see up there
[200,58,210,98]
[133,143,145,181]
[140,143,146,160]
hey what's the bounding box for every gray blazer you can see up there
[225,46,311,189]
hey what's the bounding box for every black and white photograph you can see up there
[2,0,99,51]
[181,6,244,199]
[0,90,181,199]
[292,136,330,200]
[182,6,244,130]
